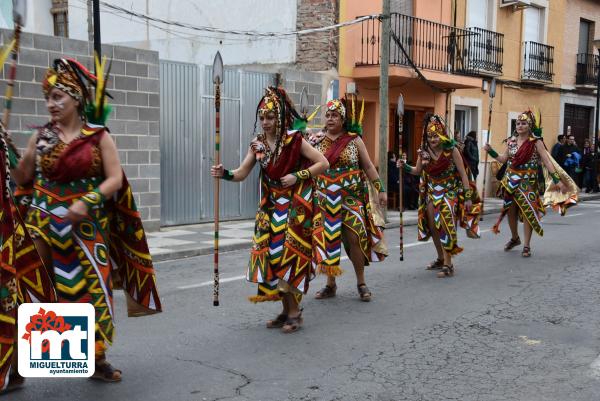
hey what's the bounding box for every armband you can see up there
[487,148,499,158]
[403,164,413,174]
[550,171,560,184]
[293,169,311,180]
[222,169,234,181]
[80,188,106,210]
[372,178,386,193]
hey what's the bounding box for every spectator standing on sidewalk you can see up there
[582,139,599,193]
[463,131,479,181]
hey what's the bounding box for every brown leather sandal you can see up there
[504,237,521,251]
[436,265,455,278]
[91,359,122,382]
[357,283,372,302]
[521,246,531,258]
[282,312,303,333]
[266,313,288,329]
[426,258,444,270]
[315,284,337,299]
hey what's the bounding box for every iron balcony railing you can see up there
[522,41,554,82]
[465,27,504,75]
[575,53,599,86]
[357,13,504,77]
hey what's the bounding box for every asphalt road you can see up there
[11,201,600,401]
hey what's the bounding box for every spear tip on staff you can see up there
[212,51,223,85]
[212,51,224,307]
[299,86,308,117]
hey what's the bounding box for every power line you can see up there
[73,0,366,46]
[97,0,379,38]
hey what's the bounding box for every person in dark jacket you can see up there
[463,131,479,180]
[560,135,582,183]
[582,139,599,193]
[551,134,565,162]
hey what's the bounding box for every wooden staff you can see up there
[212,51,223,306]
[396,94,405,261]
[481,78,496,220]
[2,0,27,156]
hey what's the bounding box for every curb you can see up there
[153,194,600,263]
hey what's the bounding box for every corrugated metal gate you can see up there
[160,60,275,226]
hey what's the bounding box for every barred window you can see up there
[51,0,69,38]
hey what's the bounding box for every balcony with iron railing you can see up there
[522,41,554,83]
[356,13,504,78]
[575,53,598,87]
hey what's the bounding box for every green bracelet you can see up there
[222,169,234,181]
[550,171,560,184]
[402,163,413,174]
[464,188,474,201]
[372,178,386,193]
[80,188,106,210]
[487,148,498,158]
[293,169,311,180]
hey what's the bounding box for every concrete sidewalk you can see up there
[148,194,600,262]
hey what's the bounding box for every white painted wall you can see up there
[68,0,297,66]
[0,0,54,35]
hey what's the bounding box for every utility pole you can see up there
[379,0,391,218]
[93,0,101,62]
[87,0,93,43]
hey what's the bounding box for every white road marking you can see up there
[590,354,600,377]
[178,275,246,290]
[563,213,583,218]
[519,335,541,346]
[178,258,352,290]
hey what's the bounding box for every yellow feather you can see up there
[94,52,107,117]
[306,105,321,122]
[534,108,541,129]
[359,98,365,125]
[0,39,16,72]
[351,95,356,124]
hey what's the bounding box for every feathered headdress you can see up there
[518,108,542,138]
[325,96,365,135]
[423,114,456,150]
[345,94,365,135]
[42,54,113,126]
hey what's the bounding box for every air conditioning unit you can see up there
[500,0,531,8]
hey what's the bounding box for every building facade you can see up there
[0,1,333,226]
[339,0,600,193]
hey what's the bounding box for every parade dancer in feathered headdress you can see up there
[310,97,388,302]
[211,87,328,333]
[484,109,578,257]
[10,57,162,382]
[398,114,481,278]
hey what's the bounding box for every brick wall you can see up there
[296,0,339,71]
[0,29,161,231]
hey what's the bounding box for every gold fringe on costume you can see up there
[367,180,389,256]
[542,156,579,215]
